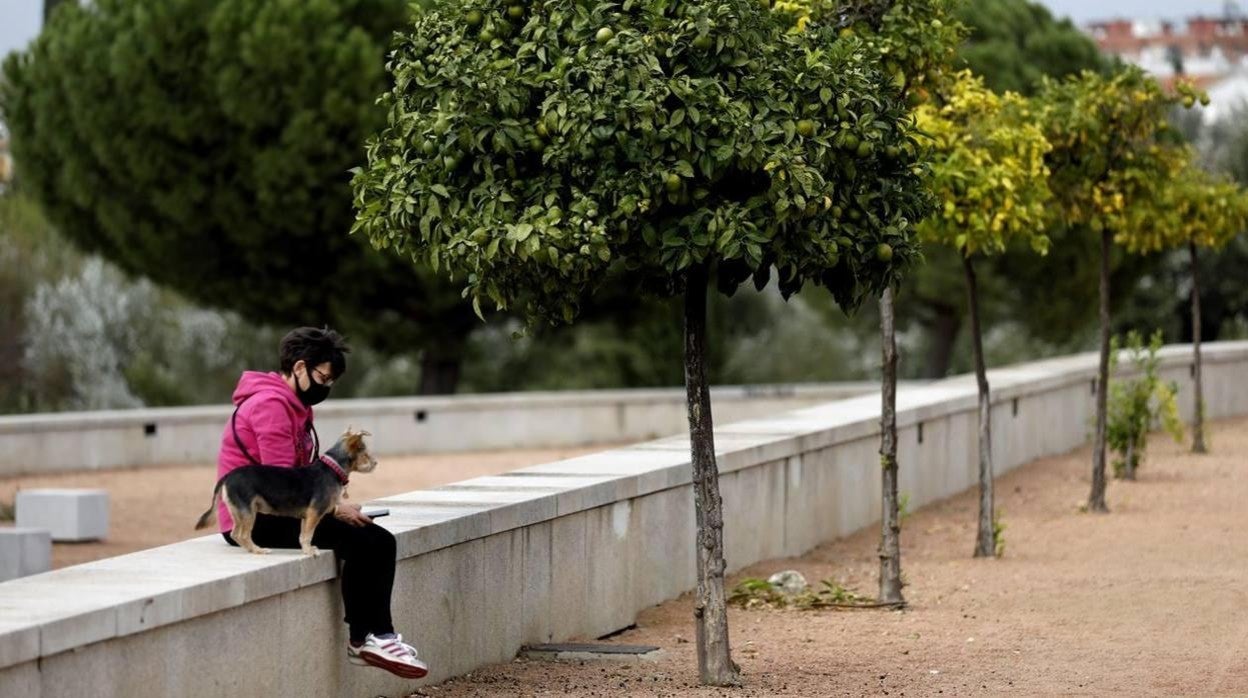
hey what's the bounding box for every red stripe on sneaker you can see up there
[361,652,428,679]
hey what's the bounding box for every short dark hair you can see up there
[279,327,350,379]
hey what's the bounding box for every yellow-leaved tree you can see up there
[915,70,1052,557]
[1039,67,1198,512]
[1118,151,1248,454]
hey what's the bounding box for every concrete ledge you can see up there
[0,382,890,477]
[0,343,1244,696]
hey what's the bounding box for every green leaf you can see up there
[508,223,535,241]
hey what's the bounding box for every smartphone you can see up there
[364,509,390,519]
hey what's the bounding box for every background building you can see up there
[1087,7,1248,121]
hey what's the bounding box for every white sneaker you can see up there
[347,633,428,679]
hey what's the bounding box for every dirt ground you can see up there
[417,416,1248,697]
[0,445,607,568]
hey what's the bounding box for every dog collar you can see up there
[319,455,350,485]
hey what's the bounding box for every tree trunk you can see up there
[963,255,996,558]
[1122,437,1136,481]
[683,265,739,687]
[878,287,905,604]
[1089,228,1111,513]
[418,352,462,395]
[1190,241,1207,454]
[924,305,961,379]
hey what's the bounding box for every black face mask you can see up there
[296,363,332,407]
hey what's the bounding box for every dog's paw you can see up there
[303,546,321,557]
[256,547,272,555]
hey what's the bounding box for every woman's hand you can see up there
[333,502,370,527]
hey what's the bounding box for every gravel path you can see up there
[418,416,1248,697]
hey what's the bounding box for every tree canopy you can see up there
[915,71,1051,258]
[955,0,1107,95]
[1,0,477,389]
[352,0,930,324]
[1040,68,1191,242]
[1119,153,1248,255]
[896,0,1113,377]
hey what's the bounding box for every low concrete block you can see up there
[0,528,51,581]
[15,489,109,542]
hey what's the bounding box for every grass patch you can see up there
[728,578,892,610]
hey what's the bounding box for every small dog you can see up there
[195,428,378,556]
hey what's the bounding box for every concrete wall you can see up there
[0,383,883,477]
[0,343,1244,698]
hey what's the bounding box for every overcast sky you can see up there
[0,1,1242,63]
[1038,0,1237,23]
[1,2,41,61]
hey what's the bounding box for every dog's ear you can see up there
[344,431,362,452]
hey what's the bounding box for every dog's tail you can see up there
[194,479,225,530]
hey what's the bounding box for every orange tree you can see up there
[350,0,929,684]
[779,0,962,602]
[1038,67,1197,512]
[915,70,1051,557]
[1117,151,1248,454]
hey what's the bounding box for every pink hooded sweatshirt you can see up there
[215,371,316,532]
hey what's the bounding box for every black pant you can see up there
[223,513,396,642]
